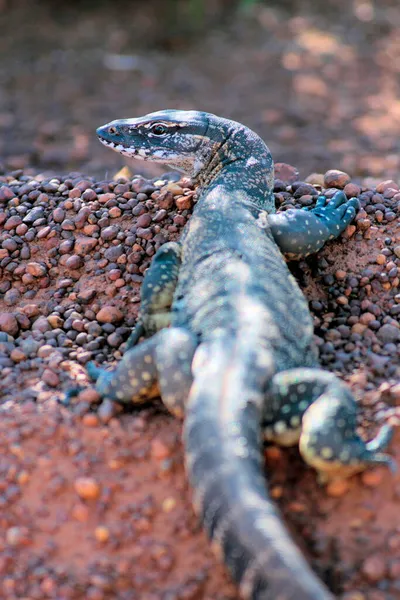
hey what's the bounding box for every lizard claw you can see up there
[59,386,83,406]
[366,423,394,452]
[362,424,396,472]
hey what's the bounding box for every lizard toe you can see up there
[329,190,347,208]
[86,361,104,382]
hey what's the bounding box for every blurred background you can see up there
[0,0,399,181]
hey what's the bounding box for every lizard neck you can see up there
[197,159,276,214]
[196,120,276,213]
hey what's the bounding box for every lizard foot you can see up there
[86,362,118,398]
[60,386,84,406]
[300,393,396,484]
[306,191,360,240]
[364,423,397,472]
[86,361,105,382]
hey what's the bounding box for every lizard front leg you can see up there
[125,241,182,349]
[267,191,359,258]
[262,368,395,483]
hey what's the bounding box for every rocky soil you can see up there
[0,165,399,599]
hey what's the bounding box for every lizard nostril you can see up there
[108,126,118,135]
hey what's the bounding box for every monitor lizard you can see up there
[89,110,394,599]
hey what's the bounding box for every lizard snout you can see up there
[96,123,121,142]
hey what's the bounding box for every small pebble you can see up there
[324,169,351,189]
[94,525,110,543]
[82,413,100,427]
[162,497,177,512]
[326,479,350,497]
[151,439,171,460]
[96,306,124,324]
[361,554,387,582]
[361,469,384,488]
[74,477,101,500]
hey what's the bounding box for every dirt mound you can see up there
[0,167,400,599]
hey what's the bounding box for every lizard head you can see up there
[96,109,214,179]
[97,109,275,209]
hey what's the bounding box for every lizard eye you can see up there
[150,123,168,136]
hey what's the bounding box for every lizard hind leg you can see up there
[87,335,162,404]
[263,368,336,447]
[263,368,395,482]
[299,381,395,484]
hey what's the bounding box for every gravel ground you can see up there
[0,165,400,599]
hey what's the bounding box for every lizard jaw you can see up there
[98,136,197,175]
[97,137,150,160]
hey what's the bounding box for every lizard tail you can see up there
[184,338,334,600]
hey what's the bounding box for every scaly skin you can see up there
[88,110,394,600]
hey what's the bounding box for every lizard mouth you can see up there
[98,137,150,160]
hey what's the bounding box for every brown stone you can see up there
[0,312,19,336]
[71,503,90,522]
[361,554,387,582]
[74,477,101,500]
[136,213,152,228]
[42,369,60,387]
[37,345,55,358]
[94,525,110,543]
[376,180,399,193]
[32,316,52,332]
[352,323,367,334]
[26,262,47,277]
[65,255,83,269]
[166,183,184,196]
[78,388,101,404]
[82,413,99,427]
[175,195,193,210]
[6,526,31,547]
[4,215,22,230]
[74,235,98,256]
[0,186,14,202]
[151,439,171,460]
[326,479,350,497]
[47,314,64,328]
[361,469,384,488]
[77,289,97,303]
[335,270,347,280]
[359,312,375,325]
[10,348,26,362]
[343,183,361,198]
[304,173,324,187]
[69,187,82,198]
[158,190,174,210]
[96,306,124,323]
[274,162,299,184]
[323,169,351,189]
